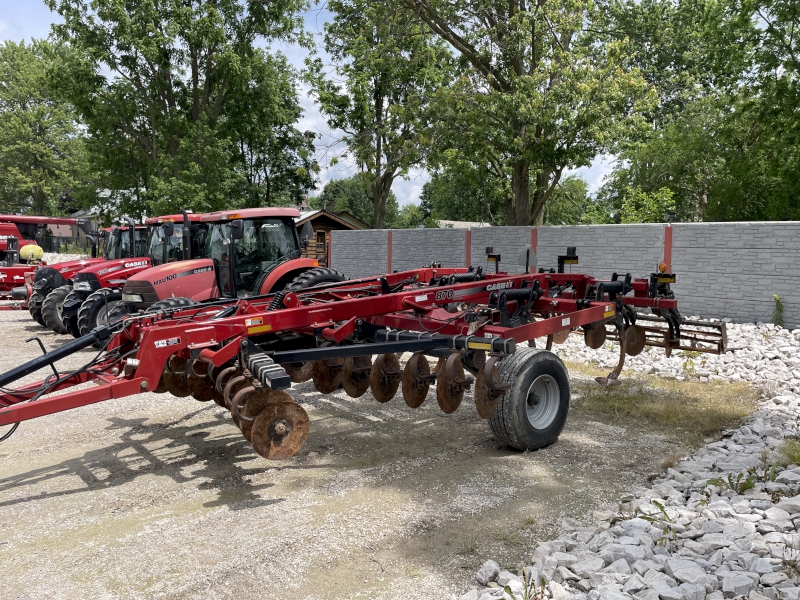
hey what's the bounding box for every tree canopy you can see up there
[0,0,797,226]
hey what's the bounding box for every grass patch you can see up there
[566,360,759,446]
[779,439,800,466]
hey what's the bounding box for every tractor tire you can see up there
[29,292,45,326]
[78,288,123,337]
[144,297,199,314]
[63,289,83,338]
[106,301,130,327]
[41,285,72,334]
[488,347,571,452]
[285,267,348,292]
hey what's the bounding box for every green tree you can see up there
[600,0,800,222]
[305,0,453,228]
[46,0,310,216]
[228,52,318,207]
[420,161,507,225]
[0,40,91,214]
[542,175,612,225]
[620,186,676,223]
[311,174,399,227]
[403,0,655,226]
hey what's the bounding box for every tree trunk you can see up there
[372,172,395,229]
[530,171,551,226]
[510,158,531,226]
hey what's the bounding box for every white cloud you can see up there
[566,154,617,196]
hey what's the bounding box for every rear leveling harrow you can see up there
[0,258,727,459]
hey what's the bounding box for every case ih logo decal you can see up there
[153,265,213,286]
[124,260,149,268]
[485,281,514,292]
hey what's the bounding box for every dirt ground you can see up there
[0,310,690,600]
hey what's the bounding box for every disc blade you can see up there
[584,326,606,349]
[250,402,310,460]
[401,353,430,408]
[186,374,215,402]
[239,389,293,441]
[283,362,313,383]
[163,370,192,398]
[167,355,189,375]
[370,353,401,403]
[552,328,570,344]
[311,359,342,394]
[474,363,502,419]
[624,324,647,356]
[342,355,372,398]
[436,354,465,414]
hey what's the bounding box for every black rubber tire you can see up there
[29,292,45,326]
[106,301,130,327]
[144,297,198,314]
[63,289,83,338]
[42,285,72,334]
[488,347,571,451]
[78,288,123,337]
[285,267,347,292]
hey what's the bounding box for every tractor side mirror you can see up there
[162,221,175,237]
[229,219,244,241]
[299,221,313,242]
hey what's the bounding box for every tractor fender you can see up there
[258,258,321,295]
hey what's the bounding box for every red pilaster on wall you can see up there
[387,230,392,272]
[327,232,332,268]
[465,230,472,267]
[531,228,537,253]
[664,225,673,272]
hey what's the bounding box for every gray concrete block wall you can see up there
[391,229,465,272]
[537,225,665,279]
[331,222,800,329]
[671,222,800,328]
[470,227,533,274]
[330,229,388,279]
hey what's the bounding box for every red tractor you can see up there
[109,207,344,321]
[0,215,94,303]
[42,212,206,335]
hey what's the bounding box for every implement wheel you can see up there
[488,348,570,451]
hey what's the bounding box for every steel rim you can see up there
[525,374,559,429]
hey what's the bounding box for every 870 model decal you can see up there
[153,265,213,286]
[435,289,454,301]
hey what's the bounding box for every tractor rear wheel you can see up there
[78,288,123,337]
[285,267,347,292]
[29,292,45,326]
[488,348,570,451]
[42,285,71,334]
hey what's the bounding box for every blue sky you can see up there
[0,1,613,206]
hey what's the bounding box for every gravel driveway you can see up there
[0,310,690,600]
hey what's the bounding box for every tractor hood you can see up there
[120,258,218,309]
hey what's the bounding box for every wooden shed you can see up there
[295,209,370,267]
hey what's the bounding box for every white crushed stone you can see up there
[459,321,800,600]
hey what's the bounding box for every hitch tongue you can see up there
[0,326,112,389]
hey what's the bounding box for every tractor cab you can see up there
[142,213,205,266]
[102,225,148,261]
[201,209,305,298]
